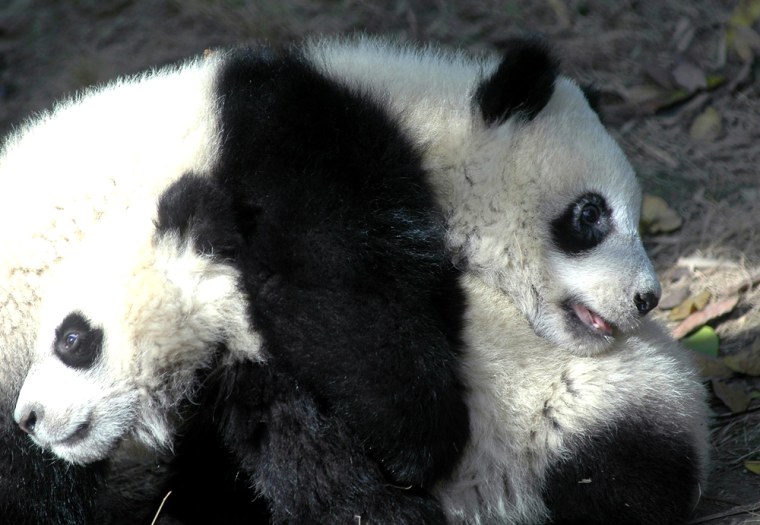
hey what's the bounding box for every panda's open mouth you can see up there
[567,301,615,337]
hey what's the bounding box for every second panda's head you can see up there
[13,175,260,464]
[444,39,660,356]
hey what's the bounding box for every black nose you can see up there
[19,410,38,435]
[634,292,659,315]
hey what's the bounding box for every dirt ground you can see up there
[1,0,759,523]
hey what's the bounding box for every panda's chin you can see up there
[44,420,125,465]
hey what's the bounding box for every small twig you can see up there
[150,490,172,525]
[688,500,760,524]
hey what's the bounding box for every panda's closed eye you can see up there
[54,312,103,369]
[550,193,612,255]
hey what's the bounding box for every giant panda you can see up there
[8,35,709,524]
[0,51,228,524]
[299,36,709,523]
[11,41,471,523]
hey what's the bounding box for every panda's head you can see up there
[13,177,260,464]
[444,39,659,356]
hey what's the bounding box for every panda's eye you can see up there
[550,192,612,255]
[63,331,80,351]
[54,312,103,369]
[580,203,600,225]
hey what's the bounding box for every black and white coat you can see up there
[303,36,709,524]
[6,35,708,525]
[11,43,469,524]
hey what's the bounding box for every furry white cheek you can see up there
[14,361,139,464]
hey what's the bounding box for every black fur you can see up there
[550,192,612,255]
[476,37,559,124]
[210,46,469,488]
[0,418,104,524]
[213,359,446,523]
[53,312,103,369]
[543,415,702,525]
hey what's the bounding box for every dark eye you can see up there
[550,192,612,255]
[54,312,103,369]
[580,203,600,225]
[64,332,80,351]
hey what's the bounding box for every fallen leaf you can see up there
[683,326,720,357]
[668,290,712,322]
[672,296,740,339]
[641,194,683,235]
[745,461,760,475]
[691,353,734,380]
[672,62,707,92]
[547,0,571,28]
[690,106,722,142]
[723,347,760,376]
[659,286,691,310]
[733,26,760,61]
[645,64,674,89]
[726,0,760,59]
[712,379,752,413]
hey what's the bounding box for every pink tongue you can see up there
[573,304,613,336]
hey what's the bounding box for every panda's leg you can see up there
[218,360,446,524]
[542,420,702,525]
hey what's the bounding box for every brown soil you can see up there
[1,1,759,522]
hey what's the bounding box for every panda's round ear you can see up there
[155,172,242,259]
[475,37,559,125]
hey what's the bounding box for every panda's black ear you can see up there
[475,37,559,125]
[580,83,604,121]
[156,172,242,258]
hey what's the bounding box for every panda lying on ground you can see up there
[0,52,228,524]
[11,35,708,524]
[12,42,469,523]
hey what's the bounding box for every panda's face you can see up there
[453,78,659,356]
[13,218,257,464]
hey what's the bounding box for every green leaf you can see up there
[682,326,720,357]
[745,460,760,475]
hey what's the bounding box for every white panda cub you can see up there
[0,49,225,523]
[304,37,709,523]
[436,275,709,524]
[13,202,260,465]
[306,36,661,357]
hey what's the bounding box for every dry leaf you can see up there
[690,106,722,142]
[672,62,707,92]
[668,290,712,322]
[672,296,739,339]
[692,353,734,380]
[712,379,752,413]
[726,0,760,59]
[723,346,760,376]
[547,0,571,28]
[659,286,691,310]
[745,461,760,475]
[641,194,682,235]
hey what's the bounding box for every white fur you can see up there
[434,274,708,524]
[306,36,659,356]
[14,209,261,464]
[0,51,223,380]
[1,50,240,464]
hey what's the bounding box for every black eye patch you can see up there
[54,312,103,369]
[550,192,612,255]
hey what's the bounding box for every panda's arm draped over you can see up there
[152,173,446,523]
[208,45,470,488]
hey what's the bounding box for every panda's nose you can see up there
[634,291,659,316]
[17,407,41,436]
